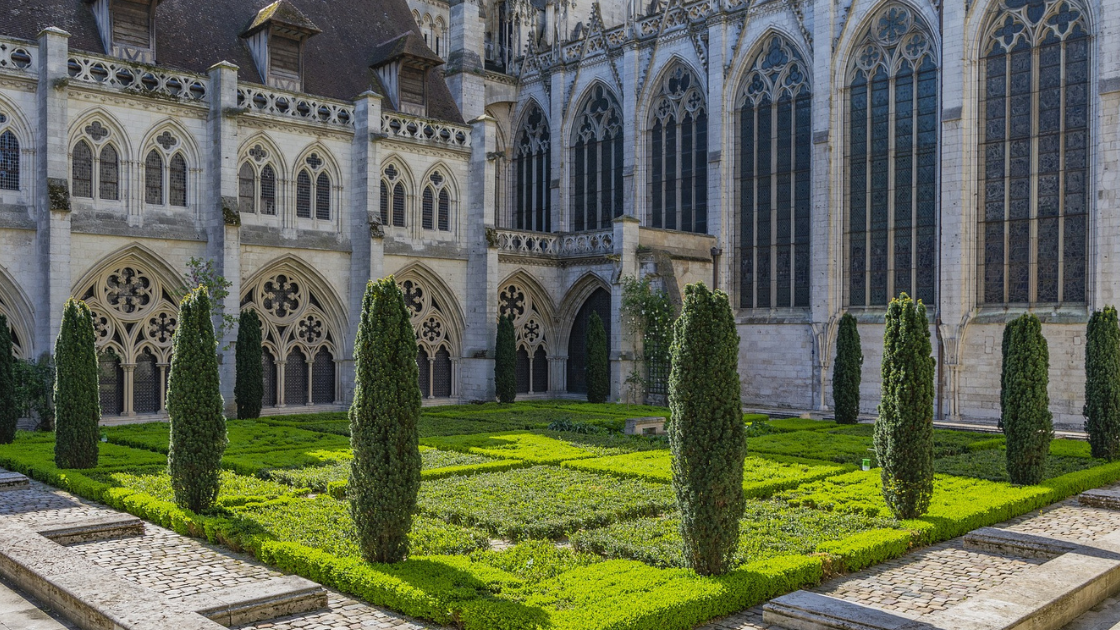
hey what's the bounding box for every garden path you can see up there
[0,476,445,630]
[699,486,1120,629]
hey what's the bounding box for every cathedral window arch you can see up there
[400,277,459,399]
[845,4,938,307]
[571,85,624,232]
[649,64,708,234]
[498,282,550,394]
[142,130,188,208]
[979,0,1090,305]
[71,121,120,201]
[240,270,340,407]
[514,104,551,232]
[421,169,454,232]
[77,261,181,416]
[238,143,278,216]
[380,162,408,227]
[295,151,333,222]
[738,35,812,309]
[0,299,26,360]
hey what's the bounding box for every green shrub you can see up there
[495,314,516,403]
[875,294,934,519]
[1050,439,1092,458]
[416,466,674,540]
[586,311,610,404]
[815,529,912,573]
[54,299,100,469]
[668,283,745,576]
[88,468,300,506]
[1085,307,1120,460]
[349,277,422,563]
[766,418,838,432]
[167,286,228,512]
[106,419,349,455]
[1001,313,1053,485]
[833,313,863,425]
[749,430,875,466]
[234,309,264,420]
[570,501,897,569]
[0,314,16,444]
[934,450,1094,482]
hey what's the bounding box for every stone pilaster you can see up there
[445,0,486,121]
[461,114,499,401]
[35,27,70,353]
[550,65,568,231]
[206,61,241,411]
[705,17,728,291]
[347,91,384,402]
[1095,0,1120,307]
[622,42,641,223]
[612,214,641,402]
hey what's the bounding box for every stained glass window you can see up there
[422,188,434,229]
[169,153,186,207]
[95,144,118,201]
[0,130,17,191]
[438,189,450,231]
[980,0,1089,305]
[315,173,330,220]
[381,164,406,227]
[649,66,708,234]
[422,171,452,231]
[514,104,551,231]
[847,5,938,307]
[393,182,406,227]
[738,36,812,308]
[72,140,93,199]
[296,171,312,218]
[238,163,255,213]
[572,85,624,231]
[144,150,163,205]
[260,164,276,215]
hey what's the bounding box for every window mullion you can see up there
[770,100,778,308]
[1029,46,1040,304]
[887,75,896,302]
[1057,40,1067,303]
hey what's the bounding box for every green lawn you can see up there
[2,402,1117,630]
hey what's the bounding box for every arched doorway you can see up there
[566,288,611,394]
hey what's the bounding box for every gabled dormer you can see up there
[87,0,160,63]
[241,0,320,92]
[370,32,443,118]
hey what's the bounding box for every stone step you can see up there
[178,575,328,627]
[762,591,922,630]
[34,514,144,545]
[963,527,1078,560]
[0,471,29,492]
[1080,489,1120,511]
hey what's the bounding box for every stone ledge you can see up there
[762,591,920,630]
[35,514,145,545]
[962,527,1078,560]
[1079,488,1120,511]
[178,575,327,627]
[0,472,29,492]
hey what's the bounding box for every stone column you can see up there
[705,17,729,291]
[347,91,384,404]
[611,214,641,401]
[35,27,71,353]
[206,61,241,412]
[461,115,500,400]
[1095,1,1120,307]
[622,42,641,222]
[550,66,568,231]
[445,0,486,121]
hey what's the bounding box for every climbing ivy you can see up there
[621,276,674,402]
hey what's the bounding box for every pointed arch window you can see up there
[422,171,453,232]
[514,104,551,232]
[141,131,189,208]
[0,127,18,191]
[144,150,163,205]
[71,121,120,202]
[169,153,186,207]
[980,0,1089,305]
[400,277,458,399]
[738,36,812,309]
[498,282,550,394]
[846,5,938,308]
[100,145,120,201]
[73,140,94,199]
[649,66,708,234]
[572,85,624,231]
[381,164,407,227]
[296,152,332,221]
[239,144,278,216]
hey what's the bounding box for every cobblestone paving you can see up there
[1002,496,1120,543]
[233,592,443,630]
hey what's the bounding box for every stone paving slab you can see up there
[1079,489,1120,511]
[35,512,145,544]
[762,591,918,630]
[0,574,76,630]
[0,471,28,492]
[231,591,446,630]
[963,527,1079,560]
[179,575,328,627]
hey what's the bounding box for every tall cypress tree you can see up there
[350,277,422,563]
[1001,313,1052,484]
[875,293,935,520]
[54,299,100,469]
[0,314,16,444]
[1085,307,1120,460]
[167,286,227,512]
[234,309,264,419]
[495,314,516,403]
[586,311,610,404]
[669,282,745,576]
[833,313,863,425]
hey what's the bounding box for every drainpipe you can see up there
[711,246,722,289]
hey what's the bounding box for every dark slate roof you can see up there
[369,31,443,68]
[0,0,463,123]
[242,1,321,37]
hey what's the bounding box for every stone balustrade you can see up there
[492,228,614,258]
[380,112,471,149]
[237,85,354,127]
[68,53,207,101]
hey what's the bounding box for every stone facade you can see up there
[0,0,1114,428]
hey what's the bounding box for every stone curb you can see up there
[0,471,29,492]
[34,514,145,545]
[178,575,328,627]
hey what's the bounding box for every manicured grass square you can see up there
[934,449,1097,481]
[417,466,675,540]
[104,420,349,454]
[569,500,898,568]
[87,468,299,505]
[749,431,875,465]
[0,438,167,471]
[266,447,525,491]
[420,431,619,464]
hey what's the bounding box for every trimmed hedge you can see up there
[749,431,876,466]
[106,420,350,455]
[420,431,613,464]
[815,528,912,574]
[765,418,839,432]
